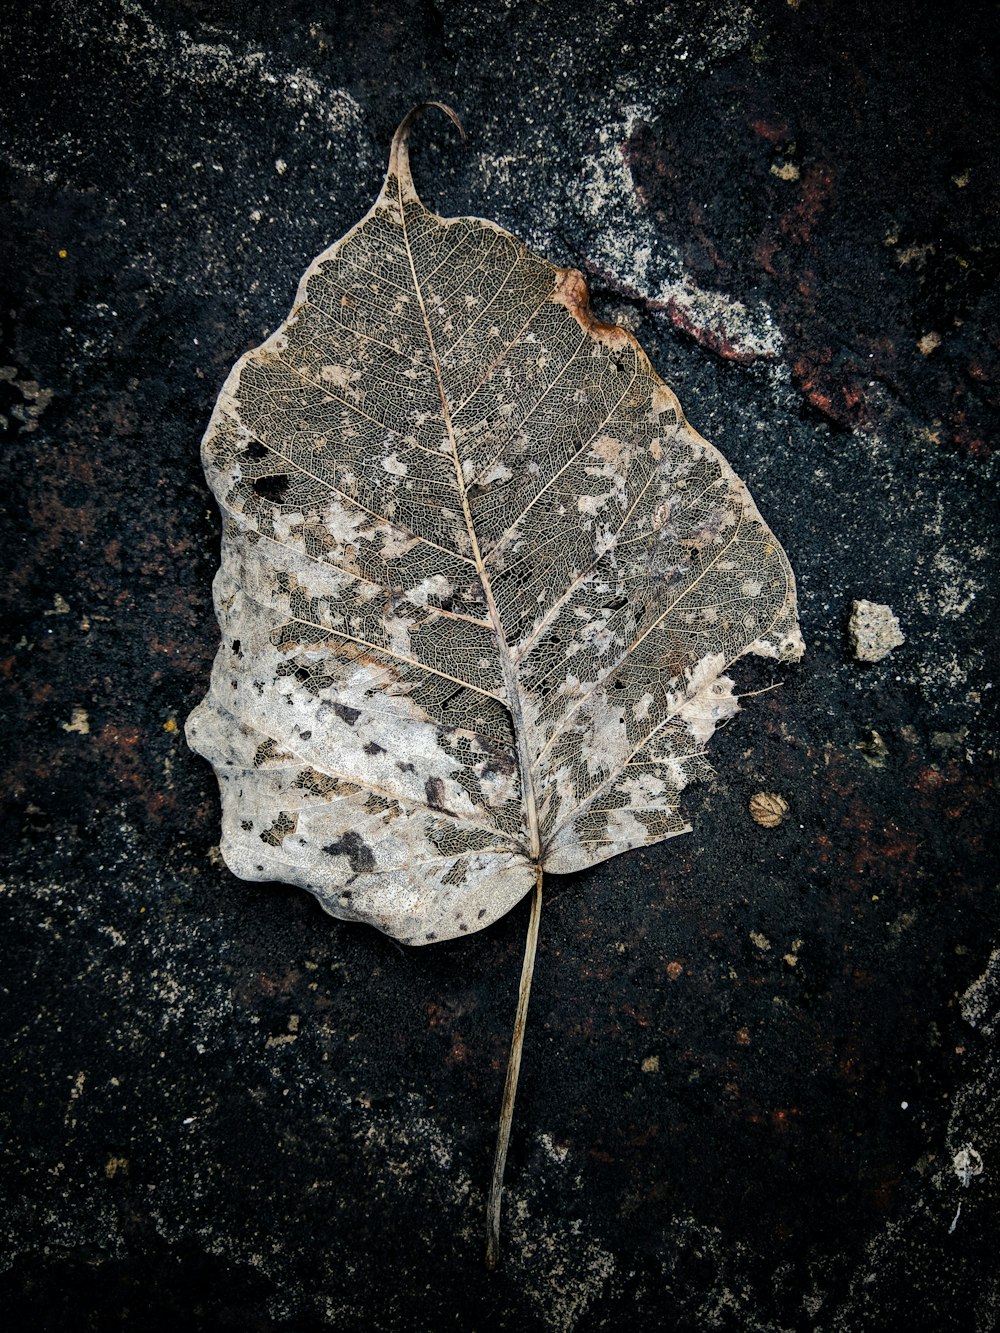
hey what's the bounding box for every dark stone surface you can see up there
[1,2,997,1328]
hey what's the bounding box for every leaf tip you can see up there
[386,101,466,205]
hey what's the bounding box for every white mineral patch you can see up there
[118,0,363,134]
[952,1143,984,1188]
[557,105,782,362]
[960,947,1000,1036]
[848,599,905,663]
[915,547,983,619]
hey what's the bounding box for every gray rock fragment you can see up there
[849,599,905,662]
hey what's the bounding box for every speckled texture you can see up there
[1,2,997,1329]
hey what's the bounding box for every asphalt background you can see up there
[1,2,997,1329]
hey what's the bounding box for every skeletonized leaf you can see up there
[187,104,803,946]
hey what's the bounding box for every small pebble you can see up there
[849,599,905,663]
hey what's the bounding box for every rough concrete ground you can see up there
[1,1,997,1329]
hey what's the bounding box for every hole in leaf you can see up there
[253,474,290,503]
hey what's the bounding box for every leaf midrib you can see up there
[395,177,544,864]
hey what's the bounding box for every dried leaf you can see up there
[186,103,804,1265]
[749,791,790,827]
[187,104,802,943]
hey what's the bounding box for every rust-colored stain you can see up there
[778,163,834,247]
[790,352,874,432]
[246,966,304,1000]
[915,765,946,793]
[770,1107,799,1132]
[446,1033,469,1065]
[91,721,176,819]
[751,118,790,144]
[619,1003,651,1029]
[855,829,919,877]
[24,494,97,582]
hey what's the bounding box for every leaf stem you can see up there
[485,863,544,1271]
